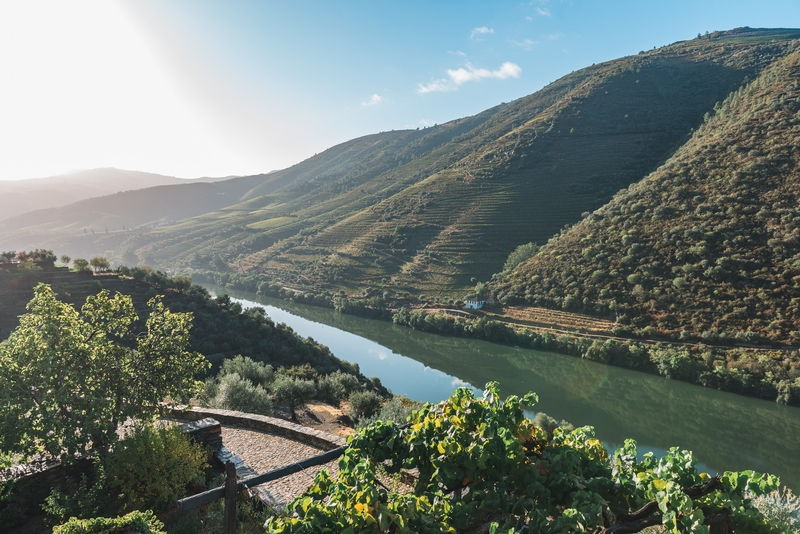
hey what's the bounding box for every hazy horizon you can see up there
[2,0,799,182]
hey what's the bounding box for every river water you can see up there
[219,289,800,490]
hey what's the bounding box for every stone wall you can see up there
[171,407,347,449]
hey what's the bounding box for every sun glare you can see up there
[0,1,220,179]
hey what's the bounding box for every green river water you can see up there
[221,289,800,490]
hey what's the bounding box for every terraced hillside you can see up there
[3,28,799,302]
[494,43,800,345]
[240,29,800,296]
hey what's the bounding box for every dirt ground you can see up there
[293,401,355,438]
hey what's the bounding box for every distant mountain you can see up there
[494,40,800,344]
[0,168,233,221]
[2,27,800,336]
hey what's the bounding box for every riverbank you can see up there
[193,273,799,407]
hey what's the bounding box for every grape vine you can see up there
[266,382,786,533]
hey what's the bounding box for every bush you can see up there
[212,373,274,415]
[356,395,423,428]
[42,458,113,525]
[272,375,317,420]
[0,480,25,528]
[348,390,382,424]
[52,510,165,534]
[317,371,361,405]
[104,423,208,513]
[752,487,800,533]
[532,412,574,439]
[219,355,274,388]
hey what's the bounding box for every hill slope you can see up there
[0,168,201,221]
[2,28,799,305]
[198,28,800,295]
[494,44,800,344]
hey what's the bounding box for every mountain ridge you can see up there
[1,29,799,345]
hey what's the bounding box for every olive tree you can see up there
[89,256,111,272]
[0,284,208,459]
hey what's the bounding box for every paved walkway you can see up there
[220,425,340,509]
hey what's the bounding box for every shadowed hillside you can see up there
[494,44,800,345]
[2,28,799,305]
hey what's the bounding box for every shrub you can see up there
[219,355,274,387]
[317,371,361,405]
[752,487,800,533]
[104,423,207,513]
[356,395,423,428]
[212,373,273,415]
[52,510,165,534]
[0,480,25,528]
[348,390,382,424]
[42,458,113,525]
[532,412,574,439]
[272,375,317,420]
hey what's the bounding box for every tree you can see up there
[89,256,110,272]
[271,375,316,420]
[73,258,90,272]
[503,242,539,272]
[60,255,71,266]
[0,284,208,458]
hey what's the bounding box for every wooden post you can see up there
[223,460,236,534]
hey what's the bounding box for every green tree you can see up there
[348,390,382,424]
[0,284,208,458]
[503,242,539,272]
[271,375,316,421]
[89,256,111,272]
[72,258,90,272]
[59,255,71,266]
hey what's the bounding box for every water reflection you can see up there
[220,289,800,490]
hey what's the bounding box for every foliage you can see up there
[89,256,111,272]
[317,370,362,405]
[208,372,274,415]
[266,382,784,533]
[347,390,383,424]
[163,486,273,534]
[104,423,207,513]
[531,411,574,439]
[42,458,114,525]
[72,258,91,272]
[494,48,800,346]
[52,510,165,534]
[503,242,539,272]
[272,375,317,419]
[355,394,424,429]
[0,479,25,528]
[219,354,275,387]
[752,487,800,532]
[0,284,208,458]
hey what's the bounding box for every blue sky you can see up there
[1,0,798,180]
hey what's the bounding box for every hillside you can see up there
[494,44,800,345]
[2,28,799,303]
[0,268,356,376]
[0,168,210,222]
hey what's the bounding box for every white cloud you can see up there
[361,93,382,106]
[512,38,539,50]
[470,26,494,39]
[535,7,551,16]
[418,61,521,93]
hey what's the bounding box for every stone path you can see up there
[220,425,340,509]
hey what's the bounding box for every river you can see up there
[218,289,800,490]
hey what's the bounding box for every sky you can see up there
[1,0,799,181]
